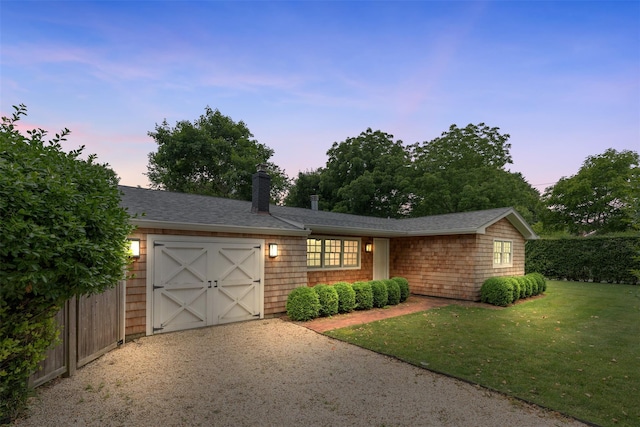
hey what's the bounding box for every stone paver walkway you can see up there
[296,295,492,333]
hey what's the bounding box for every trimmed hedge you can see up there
[286,287,320,321]
[480,277,514,307]
[480,273,548,307]
[333,282,356,313]
[352,281,373,310]
[314,284,339,317]
[529,272,547,292]
[284,277,411,321]
[370,280,389,308]
[392,277,410,302]
[526,236,640,284]
[508,277,521,302]
[384,279,401,305]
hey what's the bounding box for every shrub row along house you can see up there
[121,167,538,338]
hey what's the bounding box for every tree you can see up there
[409,123,542,222]
[284,168,329,209]
[542,148,639,235]
[0,105,133,422]
[147,106,289,203]
[304,128,412,218]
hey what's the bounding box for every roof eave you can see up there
[304,224,405,238]
[130,219,311,237]
[503,210,539,240]
[406,228,480,236]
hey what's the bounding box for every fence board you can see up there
[28,281,124,387]
[29,305,68,388]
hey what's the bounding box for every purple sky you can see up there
[2,1,639,194]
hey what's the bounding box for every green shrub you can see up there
[333,282,356,313]
[313,284,339,317]
[515,276,530,298]
[528,272,547,293]
[392,277,410,302]
[352,281,373,310]
[480,277,514,307]
[384,279,401,305]
[507,277,521,302]
[0,106,133,423]
[286,287,320,321]
[0,305,59,423]
[370,280,389,308]
[521,275,536,296]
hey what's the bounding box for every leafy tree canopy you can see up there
[283,168,328,209]
[147,106,289,202]
[0,105,133,304]
[409,123,541,222]
[542,148,639,235]
[287,128,412,218]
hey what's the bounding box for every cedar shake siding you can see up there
[390,218,526,301]
[119,186,537,336]
[125,228,306,337]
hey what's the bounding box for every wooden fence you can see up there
[29,281,125,387]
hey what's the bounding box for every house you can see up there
[120,169,538,338]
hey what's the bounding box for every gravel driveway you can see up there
[15,319,585,427]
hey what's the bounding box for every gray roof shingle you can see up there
[119,186,537,239]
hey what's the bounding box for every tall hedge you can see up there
[0,105,133,423]
[526,236,640,284]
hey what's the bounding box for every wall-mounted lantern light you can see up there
[128,238,141,259]
[268,243,278,258]
[365,243,373,253]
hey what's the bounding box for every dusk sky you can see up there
[2,1,638,194]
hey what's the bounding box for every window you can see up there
[493,240,512,267]
[307,237,361,269]
[307,238,322,267]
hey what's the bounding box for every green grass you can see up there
[326,281,640,427]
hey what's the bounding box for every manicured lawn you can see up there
[325,281,640,427]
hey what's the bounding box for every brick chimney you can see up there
[252,164,271,214]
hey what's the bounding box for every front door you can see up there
[151,238,263,334]
[373,238,389,280]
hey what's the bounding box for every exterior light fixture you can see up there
[268,243,278,258]
[365,243,373,253]
[128,238,141,259]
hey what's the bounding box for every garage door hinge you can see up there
[253,313,260,317]
[117,339,124,346]
[153,284,164,290]
[153,327,164,332]
[154,242,164,247]
[254,245,261,249]
[253,279,261,283]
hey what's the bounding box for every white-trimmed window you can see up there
[493,240,512,267]
[307,237,360,269]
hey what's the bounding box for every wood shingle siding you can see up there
[390,219,526,301]
[124,228,307,337]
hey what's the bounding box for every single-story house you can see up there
[120,169,538,338]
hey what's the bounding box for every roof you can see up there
[119,186,308,236]
[119,186,538,240]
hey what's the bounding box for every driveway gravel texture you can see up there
[14,319,586,427]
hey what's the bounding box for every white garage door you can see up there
[150,238,263,334]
